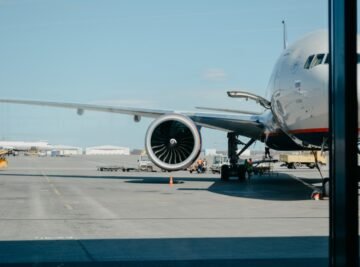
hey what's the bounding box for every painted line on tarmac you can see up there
[53,188,61,196]
[40,170,75,210]
[40,171,51,183]
[64,204,73,210]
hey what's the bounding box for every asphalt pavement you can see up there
[0,155,332,266]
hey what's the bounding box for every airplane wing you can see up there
[0,99,265,140]
[0,99,170,118]
[185,112,264,138]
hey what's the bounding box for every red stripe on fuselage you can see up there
[269,128,360,136]
[288,128,328,134]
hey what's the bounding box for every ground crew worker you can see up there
[197,158,204,173]
[247,158,253,174]
[203,159,207,171]
[265,146,272,159]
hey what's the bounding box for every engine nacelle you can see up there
[145,114,201,171]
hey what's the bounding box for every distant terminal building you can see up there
[85,146,130,155]
[48,145,83,156]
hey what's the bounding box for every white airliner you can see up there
[0,141,50,151]
[0,30,359,195]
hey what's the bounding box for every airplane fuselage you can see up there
[262,31,360,150]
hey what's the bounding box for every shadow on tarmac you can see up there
[0,172,317,201]
[0,172,218,182]
[206,176,315,201]
[0,236,328,267]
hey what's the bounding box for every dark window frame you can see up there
[304,54,315,69]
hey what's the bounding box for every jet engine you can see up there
[145,114,201,171]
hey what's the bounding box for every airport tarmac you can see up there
[0,155,331,266]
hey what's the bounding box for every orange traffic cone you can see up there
[169,176,174,186]
[311,191,322,200]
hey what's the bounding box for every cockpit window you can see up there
[324,54,329,64]
[304,54,314,69]
[305,54,325,69]
[310,53,325,68]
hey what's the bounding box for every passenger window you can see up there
[310,53,325,68]
[304,55,315,69]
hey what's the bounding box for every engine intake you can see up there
[145,114,201,171]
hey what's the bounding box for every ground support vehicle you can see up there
[98,154,159,172]
[0,150,10,169]
[279,151,326,169]
[138,154,157,172]
[210,155,229,174]
[252,163,273,175]
[0,158,7,169]
[97,166,136,172]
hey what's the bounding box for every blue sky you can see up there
[0,0,329,150]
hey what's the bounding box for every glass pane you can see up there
[311,53,325,67]
[304,54,315,69]
[324,53,330,64]
[0,1,329,266]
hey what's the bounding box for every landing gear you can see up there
[311,151,329,198]
[322,178,330,197]
[220,165,229,181]
[220,164,247,181]
[237,165,247,181]
[220,133,255,181]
